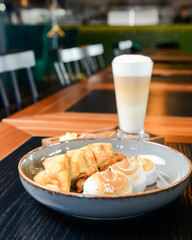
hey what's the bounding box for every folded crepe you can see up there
[99,153,125,171]
[88,143,115,169]
[34,154,70,192]
[79,146,98,175]
[67,146,98,185]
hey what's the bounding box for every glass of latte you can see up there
[112,54,153,139]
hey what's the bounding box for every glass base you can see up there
[114,130,150,140]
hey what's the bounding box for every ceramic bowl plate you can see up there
[18,138,191,220]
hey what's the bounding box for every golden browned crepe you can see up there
[67,148,95,184]
[99,158,117,171]
[98,153,125,171]
[73,146,99,192]
[33,170,46,186]
[79,146,98,175]
[34,154,70,192]
[88,143,115,169]
[114,153,124,162]
[64,146,98,192]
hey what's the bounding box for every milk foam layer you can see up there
[112,54,153,77]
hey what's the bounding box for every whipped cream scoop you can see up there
[111,157,147,193]
[129,156,157,186]
[83,167,132,195]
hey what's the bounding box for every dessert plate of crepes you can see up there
[18,138,192,220]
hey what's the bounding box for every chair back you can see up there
[85,44,104,57]
[53,47,91,87]
[113,40,142,56]
[118,40,133,52]
[59,47,85,63]
[113,40,133,56]
[0,50,38,116]
[85,44,105,72]
[0,51,35,73]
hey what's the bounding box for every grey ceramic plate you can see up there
[18,138,192,220]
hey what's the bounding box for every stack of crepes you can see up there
[33,143,124,193]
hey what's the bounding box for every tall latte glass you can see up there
[112,55,153,139]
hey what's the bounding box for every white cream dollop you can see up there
[83,167,132,195]
[129,156,157,186]
[111,157,147,193]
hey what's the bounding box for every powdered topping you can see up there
[104,183,114,193]
[92,167,131,195]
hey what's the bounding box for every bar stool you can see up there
[0,50,38,115]
[85,44,105,73]
[53,47,91,87]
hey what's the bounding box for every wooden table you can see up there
[2,67,192,144]
[142,48,192,76]
[0,63,192,239]
[143,48,192,62]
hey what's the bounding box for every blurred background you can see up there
[1,0,192,80]
[1,0,192,25]
[1,0,192,117]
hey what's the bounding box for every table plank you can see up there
[151,55,192,62]
[153,68,192,76]
[143,48,192,62]
[0,123,31,160]
[2,113,118,137]
[2,113,192,143]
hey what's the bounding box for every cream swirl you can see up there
[83,167,132,195]
[129,156,157,186]
[111,157,147,193]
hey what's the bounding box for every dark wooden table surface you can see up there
[0,134,192,240]
[1,50,192,239]
[142,48,192,62]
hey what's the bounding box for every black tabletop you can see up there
[67,89,192,117]
[0,138,192,240]
[66,72,192,117]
